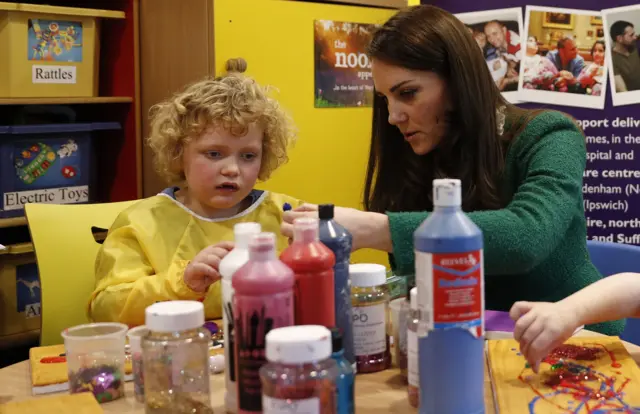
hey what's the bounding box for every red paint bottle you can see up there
[280,217,336,328]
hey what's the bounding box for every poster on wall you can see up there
[314,20,379,108]
[519,6,607,109]
[455,8,524,103]
[430,0,640,247]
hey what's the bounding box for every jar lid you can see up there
[266,325,332,364]
[349,263,387,287]
[410,287,418,310]
[145,301,205,333]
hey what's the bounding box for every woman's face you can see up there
[371,59,449,156]
[526,36,538,54]
[592,43,605,66]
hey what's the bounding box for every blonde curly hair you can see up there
[147,58,297,186]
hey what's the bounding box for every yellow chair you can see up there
[25,200,138,346]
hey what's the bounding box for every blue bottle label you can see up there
[415,250,484,337]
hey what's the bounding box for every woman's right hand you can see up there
[280,204,391,252]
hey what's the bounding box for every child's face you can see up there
[182,123,263,217]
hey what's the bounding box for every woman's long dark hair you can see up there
[364,5,528,213]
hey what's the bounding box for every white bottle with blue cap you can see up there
[413,178,485,414]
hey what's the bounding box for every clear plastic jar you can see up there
[61,322,128,403]
[349,264,391,374]
[260,325,339,413]
[407,287,419,408]
[142,301,213,414]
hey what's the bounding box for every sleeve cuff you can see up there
[169,260,208,300]
[387,211,430,276]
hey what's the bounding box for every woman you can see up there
[283,5,623,336]
[576,40,606,95]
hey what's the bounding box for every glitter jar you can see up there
[142,301,213,414]
[127,325,149,403]
[407,287,419,408]
[61,322,128,403]
[260,325,339,413]
[349,264,391,374]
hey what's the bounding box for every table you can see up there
[1,330,639,413]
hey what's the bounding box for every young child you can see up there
[510,272,639,373]
[88,58,303,326]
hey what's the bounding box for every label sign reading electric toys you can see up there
[416,251,484,337]
[313,20,379,108]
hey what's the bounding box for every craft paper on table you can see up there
[487,336,640,413]
[485,310,583,337]
[314,20,379,108]
[0,392,103,414]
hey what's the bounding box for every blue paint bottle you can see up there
[330,327,355,414]
[414,179,484,414]
[318,204,355,366]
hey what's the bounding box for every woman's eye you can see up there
[400,89,417,98]
[206,151,221,158]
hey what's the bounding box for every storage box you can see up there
[0,241,40,348]
[0,122,121,218]
[0,2,125,98]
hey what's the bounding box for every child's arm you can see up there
[510,272,640,372]
[88,222,231,326]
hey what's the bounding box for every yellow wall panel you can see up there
[214,0,394,266]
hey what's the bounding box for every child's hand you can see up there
[510,301,580,373]
[184,241,234,293]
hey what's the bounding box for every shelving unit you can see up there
[0,97,133,105]
[0,0,141,230]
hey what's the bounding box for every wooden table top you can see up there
[1,330,639,413]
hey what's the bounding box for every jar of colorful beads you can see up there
[142,301,213,414]
[127,325,149,403]
[61,322,128,403]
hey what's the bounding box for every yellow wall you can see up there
[214,0,394,266]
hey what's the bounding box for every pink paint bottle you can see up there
[232,232,295,414]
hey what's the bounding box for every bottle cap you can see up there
[318,204,335,220]
[249,232,277,258]
[293,217,319,243]
[233,222,261,248]
[145,301,205,333]
[410,287,418,310]
[433,178,462,207]
[265,325,332,364]
[349,263,387,287]
[330,327,343,353]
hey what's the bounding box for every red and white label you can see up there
[415,250,484,337]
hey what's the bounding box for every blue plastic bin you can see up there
[0,122,120,218]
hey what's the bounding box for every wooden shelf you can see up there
[0,96,133,105]
[0,216,27,229]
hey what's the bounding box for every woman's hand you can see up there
[510,300,580,373]
[184,241,234,293]
[280,204,392,252]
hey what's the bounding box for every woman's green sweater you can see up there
[387,111,625,336]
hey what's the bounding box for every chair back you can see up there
[587,240,640,345]
[26,200,137,346]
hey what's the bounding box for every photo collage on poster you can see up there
[455,5,640,109]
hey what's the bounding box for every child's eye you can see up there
[242,153,257,161]
[206,151,221,158]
